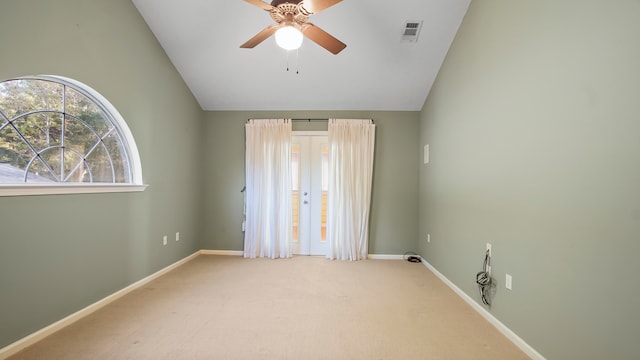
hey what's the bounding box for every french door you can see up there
[291,132,328,255]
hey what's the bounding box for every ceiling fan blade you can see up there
[243,0,274,11]
[300,0,342,14]
[240,24,281,48]
[301,23,346,55]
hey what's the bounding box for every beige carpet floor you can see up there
[9,255,529,360]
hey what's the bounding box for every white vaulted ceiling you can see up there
[131,0,470,111]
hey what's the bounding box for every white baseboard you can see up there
[200,249,243,256]
[367,254,404,260]
[0,251,201,360]
[201,250,404,259]
[420,258,546,360]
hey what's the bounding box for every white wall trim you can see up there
[0,184,148,197]
[200,249,244,256]
[367,254,404,260]
[199,251,405,260]
[0,251,200,360]
[420,258,546,360]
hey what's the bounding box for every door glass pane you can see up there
[321,144,328,242]
[291,144,300,242]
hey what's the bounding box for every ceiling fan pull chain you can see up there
[286,50,290,72]
[296,48,300,74]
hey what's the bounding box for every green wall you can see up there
[419,1,640,359]
[203,111,420,256]
[0,1,422,346]
[0,0,204,349]
[9,0,633,358]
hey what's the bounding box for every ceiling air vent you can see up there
[402,20,423,42]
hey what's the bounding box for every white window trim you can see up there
[40,75,145,185]
[0,75,147,196]
[0,183,147,197]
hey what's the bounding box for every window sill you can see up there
[0,184,148,197]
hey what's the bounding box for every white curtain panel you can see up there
[327,119,376,261]
[244,119,293,259]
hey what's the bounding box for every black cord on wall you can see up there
[476,249,492,306]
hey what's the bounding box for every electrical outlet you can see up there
[423,144,430,164]
[427,234,431,243]
[163,235,167,246]
[506,274,512,290]
[176,232,180,241]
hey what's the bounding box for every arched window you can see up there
[0,75,145,196]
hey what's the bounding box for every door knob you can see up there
[303,200,308,204]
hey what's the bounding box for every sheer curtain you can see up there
[244,119,292,259]
[326,119,376,261]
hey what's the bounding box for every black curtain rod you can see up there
[292,119,375,123]
[246,118,374,123]
[246,118,325,123]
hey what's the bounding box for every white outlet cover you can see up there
[176,232,180,241]
[423,144,429,164]
[506,274,512,290]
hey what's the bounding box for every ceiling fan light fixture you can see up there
[275,26,303,50]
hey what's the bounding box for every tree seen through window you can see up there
[0,77,133,184]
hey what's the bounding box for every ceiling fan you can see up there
[240,0,347,55]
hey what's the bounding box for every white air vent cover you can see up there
[402,20,423,42]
